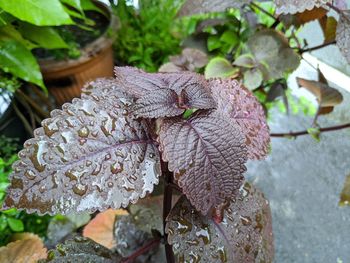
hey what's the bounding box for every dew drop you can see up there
[24,170,36,180]
[73,184,88,196]
[78,126,89,138]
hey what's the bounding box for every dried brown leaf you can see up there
[83,209,128,249]
[0,233,47,263]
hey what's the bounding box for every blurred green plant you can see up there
[0,136,51,246]
[0,0,107,92]
[112,0,182,72]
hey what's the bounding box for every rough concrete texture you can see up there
[245,63,350,262]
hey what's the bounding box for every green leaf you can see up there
[7,217,24,232]
[307,127,320,142]
[0,25,36,49]
[18,23,68,49]
[233,53,256,68]
[205,57,239,78]
[0,0,74,26]
[207,35,221,51]
[220,30,239,46]
[0,40,45,90]
[243,68,263,90]
[60,0,83,13]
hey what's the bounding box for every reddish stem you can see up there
[121,238,161,263]
[270,123,350,138]
[299,41,336,54]
[162,161,176,263]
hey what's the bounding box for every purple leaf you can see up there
[133,89,184,118]
[211,78,270,160]
[114,67,167,98]
[158,110,247,215]
[166,182,274,263]
[3,86,161,215]
[115,68,216,118]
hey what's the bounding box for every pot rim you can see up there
[38,1,118,73]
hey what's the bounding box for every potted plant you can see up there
[0,0,117,106]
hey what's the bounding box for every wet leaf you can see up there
[247,29,300,80]
[275,0,331,14]
[114,214,162,261]
[166,182,274,263]
[115,67,216,111]
[243,68,263,90]
[336,11,350,63]
[319,16,337,43]
[3,83,161,215]
[177,0,250,17]
[158,111,247,215]
[40,236,122,262]
[83,209,128,249]
[210,78,270,160]
[205,57,239,79]
[0,233,47,263]
[297,77,343,107]
[133,89,184,118]
[339,174,350,206]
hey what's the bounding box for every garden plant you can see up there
[1,0,350,262]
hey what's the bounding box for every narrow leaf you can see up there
[336,11,350,63]
[158,111,247,215]
[211,78,270,160]
[0,0,73,26]
[166,183,274,263]
[3,83,161,215]
[319,16,337,43]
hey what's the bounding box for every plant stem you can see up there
[162,161,175,263]
[299,41,336,54]
[121,238,161,263]
[270,122,350,138]
[250,2,277,21]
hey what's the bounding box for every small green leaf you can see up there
[18,23,68,49]
[233,53,256,68]
[0,40,45,90]
[307,127,320,142]
[0,0,74,26]
[205,57,239,79]
[243,68,263,90]
[7,217,24,232]
[81,0,107,17]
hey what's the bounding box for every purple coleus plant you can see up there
[2,67,272,262]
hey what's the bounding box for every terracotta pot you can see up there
[39,2,117,106]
